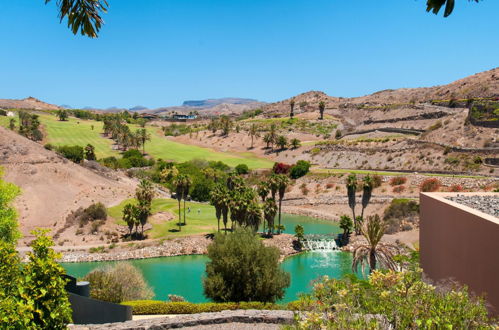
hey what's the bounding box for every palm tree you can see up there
[352,215,397,275]
[290,138,301,149]
[123,203,137,237]
[182,176,192,226]
[270,174,290,234]
[339,215,353,245]
[276,135,288,150]
[245,201,263,231]
[135,180,155,236]
[263,133,273,149]
[57,109,68,121]
[318,101,326,120]
[137,128,151,155]
[360,175,374,222]
[248,123,259,149]
[268,123,278,150]
[263,198,278,236]
[257,182,269,202]
[210,184,225,232]
[173,174,188,231]
[289,99,295,118]
[346,174,358,233]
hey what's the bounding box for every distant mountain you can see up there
[129,105,148,111]
[182,98,259,108]
[60,104,73,109]
[0,96,62,111]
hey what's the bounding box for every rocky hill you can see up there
[262,67,499,115]
[0,96,62,111]
[0,126,136,246]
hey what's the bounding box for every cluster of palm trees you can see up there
[207,116,233,136]
[122,180,155,238]
[172,174,192,231]
[346,174,374,234]
[210,173,291,236]
[103,117,151,153]
[288,98,326,120]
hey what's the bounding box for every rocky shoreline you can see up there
[58,234,299,263]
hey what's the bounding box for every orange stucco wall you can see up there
[420,192,499,315]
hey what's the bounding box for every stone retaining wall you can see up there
[69,309,295,330]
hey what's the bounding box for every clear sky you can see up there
[0,0,498,109]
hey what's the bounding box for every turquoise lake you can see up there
[62,214,357,303]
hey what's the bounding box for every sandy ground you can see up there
[0,127,137,246]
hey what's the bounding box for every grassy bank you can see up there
[108,198,218,238]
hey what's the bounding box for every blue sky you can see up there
[0,0,498,109]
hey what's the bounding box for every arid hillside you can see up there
[0,126,136,246]
[262,67,499,115]
[0,96,62,111]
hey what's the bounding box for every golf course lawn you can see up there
[108,198,220,238]
[2,112,272,168]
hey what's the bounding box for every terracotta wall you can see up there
[420,192,499,315]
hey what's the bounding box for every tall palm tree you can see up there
[346,174,358,233]
[263,198,278,236]
[123,203,137,237]
[360,175,374,222]
[173,174,188,231]
[270,174,290,234]
[257,182,269,202]
[137,128,151,155]
[352,215,397,275]
[135,180,155,236]
[210,184,225,232]
[268,123,278,151]
[289,99,295,118]
[318,101,326,120]
[245,201,263,232]
[248,123,259,149]
[182,176,192,226]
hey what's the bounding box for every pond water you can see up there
[61,214,356,303]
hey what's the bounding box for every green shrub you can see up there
[383,198,419,234]
[122,300,288,315]
[44,143,55,150]
[83,263,153,303]
[290,160,311,179]
[84,202,107,221]
[123,149,143,159]
[0,109,7,116]
[444,157,460,165]
[57,145,84,163]
[235,163,249,175]
[203,228,290,303]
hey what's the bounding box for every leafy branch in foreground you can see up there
[45,0,108,38]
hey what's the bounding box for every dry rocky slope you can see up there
[0,96,62,110]
[0,127,136,246]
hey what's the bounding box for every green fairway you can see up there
[108,198,219,238]
[2,112,272,168]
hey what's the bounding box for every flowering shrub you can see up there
[293,268,493,329]
[449,184,464,192]
[420,178,441,192]
[389,177,407,186]
[272,162,291,175]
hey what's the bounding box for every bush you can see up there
[44,143,54,150]
[85,202,107,221]
[203,229,290,303]
[444,157,460,165]
[83,263,154,303]
[294,269,493,329]
[272,162,291,175]
[235,164,249,175]
[0,109,6,116]
[383,198,419,234]
[420,178,441,192]
[190,177,214,202]
[290,160,311,179]
[449,184,464,192]
[122,300,288,315]
[123,149,143,159]
[57,145,84,163]
[389,176,407,186]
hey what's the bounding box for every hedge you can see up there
[121,300,301,315]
